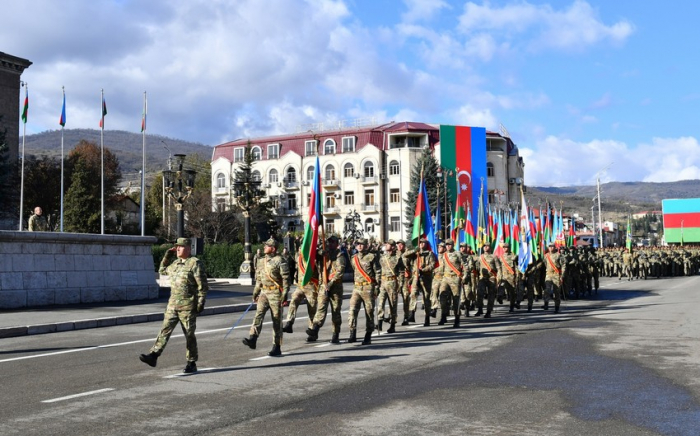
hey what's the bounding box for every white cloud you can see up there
[401,0,451,23]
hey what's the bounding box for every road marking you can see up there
[250,355,272,361]
[42,388,114,403]
[314,343,331,348]
[163,368,218,378]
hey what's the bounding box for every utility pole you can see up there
[595,162,613,247]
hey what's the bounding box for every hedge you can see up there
[152,242,263,278]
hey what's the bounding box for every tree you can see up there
[22,155,62,230]
[403,147,442,245]
[231,142,275,242]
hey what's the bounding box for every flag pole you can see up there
[60,86,65,232]
[100,88,105,235]
[19,82,27,231]
[140,91,147,236]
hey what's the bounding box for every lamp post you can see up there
[436,167,453,240]
[344,209,363,242]
[232,173,263,283]
[162,154,197,238]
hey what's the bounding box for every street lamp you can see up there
[343,209,363,241]
[436,167,453,240]
[162,154,197,238]
[232,172,263,282]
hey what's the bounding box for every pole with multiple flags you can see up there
[19,82,28,230]
[59,87,66,232]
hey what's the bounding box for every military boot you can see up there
[484,311,492,318]
[376,320,383,332]
[554,303,560,314]
[347,329,357,343]
[242,335,258,349]
[430,308,437,318]
[183,361,197,374]
[268,344,282,356]
[330,332,340,344]
[361,331,372,345]
[401,317,410,326]
[423,317,430,327]
[509,302,515,313]
[438,313,447,325]
[139,352,158,368]
[386,323,396,334]
[527,303,533,312]
[453,314,460,328]
[282,321,294,333]
[305,324,320,340]
[542,302,549,310]
[474,309,484,316]
[408,311,416,322]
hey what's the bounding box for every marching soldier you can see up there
[348,238,381,345]
[405,239,437,326]
[496,243,519,312]
[396,240,413,326]
[308,235,347,344]
[242,238,291,356]
[438,239,463,327]
[430,242,447,318]
[377,240,404,333]
[476,244,499,318]
[140,238,208,373]
[458,243,476,316]
[282,244,321,340]
[543,244,564,313]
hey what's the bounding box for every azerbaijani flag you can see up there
[465,204,477,252]
[518,191,533,273]
[99,97,107,128]
[21,88,28,124]
[412,175,438,254]
[299,156,323,286]
[626,215,632,249]
[59,91,66,127]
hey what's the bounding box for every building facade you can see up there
[0,52,32,163]
[211,121,525,243]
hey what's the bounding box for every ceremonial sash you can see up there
[545,253,561,275]
[297,252,319,287]
[499,255,515,276]
[264,258,283,291]
[353,255,375,284]
[480,255,497,277]
[443,253,462,277]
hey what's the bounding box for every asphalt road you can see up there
[1,275,699,436]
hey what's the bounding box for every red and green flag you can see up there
[465,205,477,252]
[567,217,576,247]
[299,156,323,286]
[21,88,28,124]
[99,96,107,128]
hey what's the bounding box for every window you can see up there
[390,189,400,203]
[287,194,297,211]
[488,193,495,204]
[325,221,335,234]
[251,146,262,161]
[286,167,297,183]
[271,196,280,209]
[268,144,279,159]
[365,189,375,205]
[251,170,261,182]
[307,193,311,204]
[305,140,317,157]
[269,169,279,183]
[487,162,494,177]
[363,161,375,178]
[342,136,355,152]
[344,163,354,178]
[390,216,401,232]
[306,166,315,181]
[389,160,400,176]
[325,165,336,180]
[324,139,336,155]
[288,222,297,233]
[326,196,336,208]
[216,198,227,212]
[365,218,375,234]
[234,148,244,163]
[216,173,226,188]
[344,191,354,205]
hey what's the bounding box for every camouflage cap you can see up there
[327,235,339,242]
[355,238,368,245]
[264,238,278,248]
[459,242,468,248]
[174,237,191,247]
[444,238,455,245]
[396,239,406,245]
[438,242,446,248]
[386,239,396,246]
[419,238,428,244]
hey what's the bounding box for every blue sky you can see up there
[3,0,700,186]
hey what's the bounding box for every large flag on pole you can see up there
[626,215,632,249]
[99,96,107,128]
[59,92,66,127]
[21,88,28,123]
[299,156,323,286]
[518,191,533,273]
[412,175,438,254]
[465,204,477,252]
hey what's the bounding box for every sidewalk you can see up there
[0,281,356,339]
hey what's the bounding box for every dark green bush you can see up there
[152,243,263,278]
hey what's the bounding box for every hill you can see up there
[23,129,214,184]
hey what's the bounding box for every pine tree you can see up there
[65,159,101,233]
[231,141,274,241]
[403,147,443,246]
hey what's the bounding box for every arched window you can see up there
[389,160,400,176]
[251,170,261,182]
[363,161,375,177]
[344,163,355,178]
[269,169,279,183]
[365,218,375,234]
[251,146,262,161]
[487,162,495,177]
[286,167,297,183]
[216,173,226,188]
[325,164,336,180]
[306,166,315,181]
[324,139,336,155]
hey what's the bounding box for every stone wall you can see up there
[0,231,158,309]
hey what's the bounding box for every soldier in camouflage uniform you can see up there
[140,238,208,373]
[438,239,463,327]
[282,245,321,339]
[28,206,48,231]
[308,235,347,344]
[458,243,476,316]
[404,239,437,326]
[242,238,291,356]
[543,244,564,313]
[377,240,404,333]
[430,242,447,318]
[348,238,381,345]
[496,243,519,312]
[395,240,413,325]
[476,244,499,318]
[621,247,633,281]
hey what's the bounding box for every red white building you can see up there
[211,121,525,242]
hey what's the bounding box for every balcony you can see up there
[277,208,300,217]
[360,203,379,213]
[322,178,340,189]
[282,179,300,190]
[322,206,340,215]
[361,175,378,185]
[215,186,228,195]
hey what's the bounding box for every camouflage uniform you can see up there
[476,248,499,317]
[28,213,48,231]
[458,244,476,315]
[249,240,291,349]
[405,242,437,325]
[284,248,321,333]
[348,239,381,343]
[497,248,519,312]
[621,249,633,281]
[311,243,347,336]
[395,241,412,325]
[149,240,208,363]
[438,240,463,326]
[543,247,564,312]
[430,244,446,314]
[377,241,404,330]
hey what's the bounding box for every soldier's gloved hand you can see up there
[196,300,205,314]
[324,285,330,297]
[253,293,259,302]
